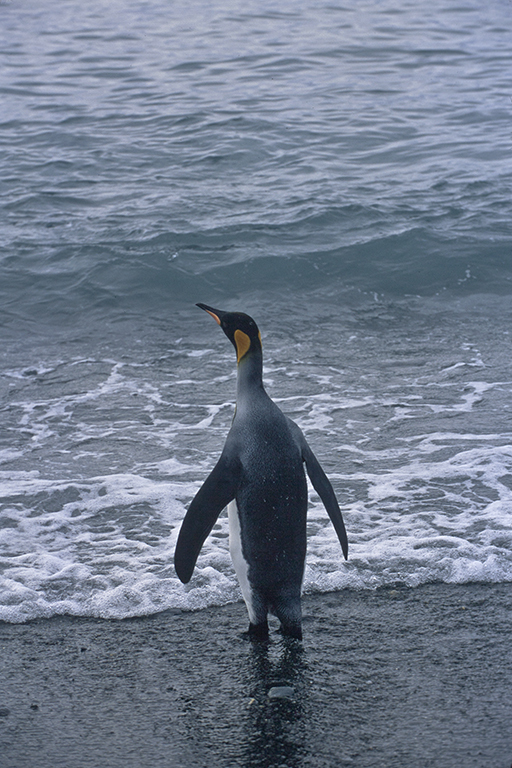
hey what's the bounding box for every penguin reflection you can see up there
[243,638,308,768]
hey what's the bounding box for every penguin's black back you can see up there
[231,392,308,591]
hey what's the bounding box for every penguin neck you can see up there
[236,349,266,403]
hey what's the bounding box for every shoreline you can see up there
[1,583,511,768]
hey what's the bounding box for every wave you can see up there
[1,442,511,625]
[2,222,512,329]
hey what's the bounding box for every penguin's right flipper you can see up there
[174,452,241,583]
[287,418,348,560]
[301,443,348,560]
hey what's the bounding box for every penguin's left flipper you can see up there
[174,452,241,583]
[288,419,349,560]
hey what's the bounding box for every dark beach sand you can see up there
[1,583,511,768]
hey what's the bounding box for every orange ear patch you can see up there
[234,329,251,362]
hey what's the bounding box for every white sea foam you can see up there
[1,426,512,623]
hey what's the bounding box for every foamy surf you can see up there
[2,421,512,623]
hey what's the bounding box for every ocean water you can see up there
[1,0,512,623]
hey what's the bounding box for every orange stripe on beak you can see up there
[204,309,221,325]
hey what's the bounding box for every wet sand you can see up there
[1,583,511,768]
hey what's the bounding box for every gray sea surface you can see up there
[1,0,512,621]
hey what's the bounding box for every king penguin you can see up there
[174,304,348,640]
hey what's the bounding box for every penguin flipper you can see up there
[287,419,348,560]
[174,452,241,583]
[302,444,348,560]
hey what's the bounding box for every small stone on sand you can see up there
[267,686,295,700]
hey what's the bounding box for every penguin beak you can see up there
[196,303,225,325]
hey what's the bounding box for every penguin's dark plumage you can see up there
[174,304,348,639]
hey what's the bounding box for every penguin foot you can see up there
[277,624,303,641]
[248,621,269,642]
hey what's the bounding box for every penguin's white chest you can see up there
[227,500,256,623]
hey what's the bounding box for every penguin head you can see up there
[196,303,262,363]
